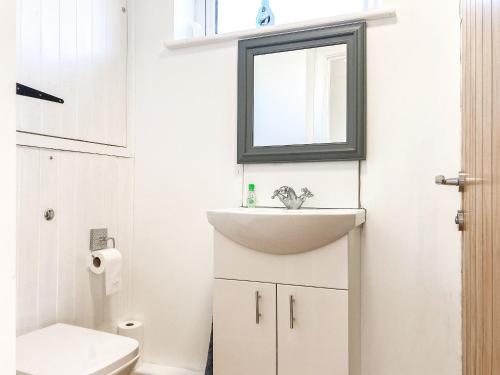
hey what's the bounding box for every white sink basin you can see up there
[207,208,365,255]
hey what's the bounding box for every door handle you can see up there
[455,210,465,231]
[435,173,466,192]
[255,291,262,324]
[289,295,295,329]
[435,173,466,229]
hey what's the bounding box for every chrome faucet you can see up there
[271,186,314,210]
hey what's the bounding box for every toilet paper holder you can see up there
[90,228,117,252]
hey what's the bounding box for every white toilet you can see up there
[16,323,140,375]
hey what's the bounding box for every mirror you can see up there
[238,23,366,163]
[254,44,347,147]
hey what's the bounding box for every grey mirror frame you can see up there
[237,22,366,164]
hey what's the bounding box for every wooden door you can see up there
[461,0,500,374]
[277,285,348,375]
[213,279,276,375]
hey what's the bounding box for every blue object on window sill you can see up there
[256,0,275,27]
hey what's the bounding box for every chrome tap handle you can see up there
[300,187,314,198]
[271,186,290,199]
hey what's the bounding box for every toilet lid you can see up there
[17,323,139,375]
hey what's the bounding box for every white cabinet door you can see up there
[17,0,128,146]
[277,285,349,375]
[214,279,276,375]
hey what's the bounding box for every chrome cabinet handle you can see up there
[289,295,295,329]
[255,291,262,324]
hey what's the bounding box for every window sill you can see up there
[164,8,396,50]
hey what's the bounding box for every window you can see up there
[174,0,382,40]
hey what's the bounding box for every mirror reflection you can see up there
[253,44,347,147]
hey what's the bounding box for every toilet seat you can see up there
[17,323,139,375]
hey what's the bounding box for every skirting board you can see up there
[133,362,203,375]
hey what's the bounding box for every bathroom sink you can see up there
[207,208,365,255]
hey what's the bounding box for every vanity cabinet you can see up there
[208,208,364,375]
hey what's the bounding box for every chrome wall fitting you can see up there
[455,210,465,231]
[44,209,55,221]
[89,228,117,251]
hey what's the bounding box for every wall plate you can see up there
[90,228,108,251]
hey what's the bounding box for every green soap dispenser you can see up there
[247,184,257,208]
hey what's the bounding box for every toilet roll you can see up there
[88,249,122,295]
[118,320,144,360]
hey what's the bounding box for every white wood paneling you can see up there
[0,1,17,372]
[16,146,134,336]
[57,152,78,324]
[17,131,134,158]
[17,0,128,147]
[38,149,59,327]
[16,148,41,334]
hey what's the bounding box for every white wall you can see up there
[216,0,372,34]
[132,0,461,373]
[243,161,360,208]
[132,1,242,370]
[16,147,134,336]
[0,0,17,372]
[360,1,461,373]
